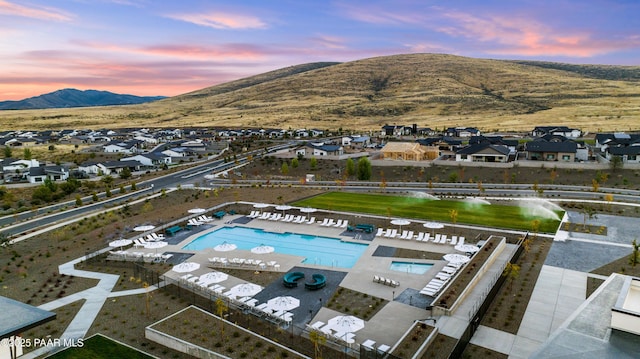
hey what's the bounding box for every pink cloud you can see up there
[437,11,638,58]
[165,11,267,30]
[335,2,425,26]
[309,35,347,49]
[0,0,72,21]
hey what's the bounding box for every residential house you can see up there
[342,135,371,149]
[100,160,142,175]
[28,165,69,183]
[455,143,510,163]
[417,137,462,153]
[120,153,171,167]
[532,126,581,139]
[595,133,640,152]
[1,158,39,182]
[469,135,519,154]
[295,142,344,157]
[381,124,412,137]
[607,146,640,163]
[380,142,439,161]
[102,140,141,154]
[525,135,578,161]
[445,127,481,137]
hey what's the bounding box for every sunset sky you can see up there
[1,0,639,101]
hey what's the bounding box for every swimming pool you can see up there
[389,261,433,275]
[183,227,368,268]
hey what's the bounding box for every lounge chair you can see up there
[305,217,316,224]
[198,215,213,222]
[258,212,271,219]
[398,230,408,239]
[248,210,259,218]
[424,233,431,242]
[405,231,414,240]
[269,213,282,221]
[415,232,424,241]
[373,275,381,283]
[318,218,329,226]
[389,229,398,238]
[434,234,441,243]
[187,218,202,226]
[150,232,165,240]
[294,216,306,223]
[440,235,448,244]
[333,219,343,227]
[340,220,348,228]
[160,254,173,263]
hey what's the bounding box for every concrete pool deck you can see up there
[135,212,510,349]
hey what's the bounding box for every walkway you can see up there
[21,249,160,359]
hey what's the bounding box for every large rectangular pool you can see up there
[183,227,368,268]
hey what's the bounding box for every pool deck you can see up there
[119,212,517,350]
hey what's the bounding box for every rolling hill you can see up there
[0,88,165,110]
[0,54,638,132]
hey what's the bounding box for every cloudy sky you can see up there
[1,0,638,100]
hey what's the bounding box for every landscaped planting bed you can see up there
[390,322,435,359]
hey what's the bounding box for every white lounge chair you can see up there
[450,236,458,245]
[333,219,343,227]
[258,212,271,219]
[398,230,409,239]
[434,234,441,243]
[151,232,164,240]
[405,231,414,240]
[415,232,424,241]
[187,218,202,226]
[295,216,306,223]
[248,211,259,218]
[340,220,348,228]
[376,228,385,237]
[281,214,293,222]
[305,217,316,224]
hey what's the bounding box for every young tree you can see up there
[3,146,12,158]
[281,162,289,175]
[630,239,640,267]
[582,206,597,230]
[310,156,318,170]
[119,167,132,179]
[449,209,458,234]
[610,155,623,172]
[356,157,372,180]
[503,262,521,291]
[309,330,327,359]
[23,148,32,160]
[291,157,299,168]
[345,158,356,177]
[75,195,82,206]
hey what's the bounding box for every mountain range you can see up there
[0,88,165,110]
[0,54,638,131]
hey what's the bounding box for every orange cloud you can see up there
[0,0,72,21]
[165,11,267,29]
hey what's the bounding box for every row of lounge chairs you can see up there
[373,275,400,287]
[208,257,280,270]
[180,274,226,294]
[419,262,463,297]
[132,233,164,247]
[249,211,317,224]
[252,302,294,325]
[318,218,349,228]
[108,250,173,263]
[187,215,214,226]
[375,228,465,245]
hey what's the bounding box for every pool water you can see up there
[389,261,433,274]
[183,227,368,268]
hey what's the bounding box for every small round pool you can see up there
[389,261,433,275]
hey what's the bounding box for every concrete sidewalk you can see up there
[469,265,587,358]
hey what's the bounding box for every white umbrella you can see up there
[391,219,411,231]
[424,221,444,235]
[109,239,132,249]
[188,208,206,214]
[300,207,317,213]
[228,283,263,298]
[204,174,216,180]
[443,253,471,265]
[455,244,479,254]
[172,262,200,273]
[133,225,155,232]
[214,242,237,252]
[275,205,292,214]
[327,315,365,333]
[266,296,300,311]
[253,203,271,209]
[199,271,228,285]
[251,245,275,254]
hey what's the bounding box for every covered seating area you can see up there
[304,274,326,290]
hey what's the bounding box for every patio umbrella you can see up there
[199,271,228,285]
[228,283,263,298]
[251,244,275,254]
[108,238,132,250]
[214,242,237,252]
[275,205,292,214]
[443,253,471,265]
[204,174,216,180]
[391,219,411,231]
[188,208,206,214]
[172,262,200,273]
[424,221,444,235]
[253,203,271,209]
[144,241,168,253]
[300,207,317,213]
[266,296,300,311]
[455,244,479,254]
[133,225,155,232]
[327,315,365,333]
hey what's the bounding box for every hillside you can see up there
[0,54,638,131]
[0,88,166,110]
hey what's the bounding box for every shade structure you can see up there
[214,242,237,252]
[275,205,292,214]
[172,262,201,273]
[109,239,132,249]
[253,203,271,209]
[188,208,206,214]
[133,225,155,232]
[300,207,317,213]
[455,244,479,254]
[251,245,275,254]
[391,219,411,231]
[199,271,228,285]
[327,315,365,333]
[228,283,263,298]
[443,253,471,265]
[266,296,300,311]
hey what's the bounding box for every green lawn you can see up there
[293,192,562,233]
[48,334,154,359]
